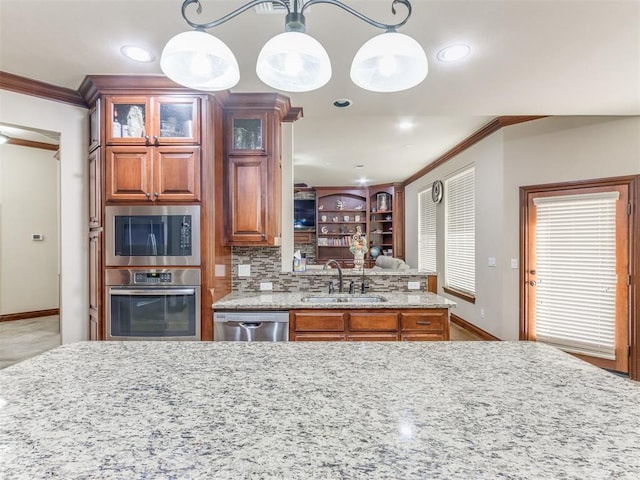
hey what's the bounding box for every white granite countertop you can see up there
[1,341,639,479]
[212,291,457,310]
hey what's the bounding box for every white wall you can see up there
[406,116,640,340]
[0,90,88,343]
[0,144,59,313]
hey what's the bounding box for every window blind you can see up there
[418,188,437,271]
[445,167,475,295]
[533,191,620,360]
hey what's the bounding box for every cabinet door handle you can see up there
[416,321,432,325]
[144,135,151,146]
[153,135,159,146]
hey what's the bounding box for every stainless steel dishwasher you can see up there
[213,311,289,341]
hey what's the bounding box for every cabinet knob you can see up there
[153,192,159,199]
[145,192,151,199]
[144,135,151,146]
[153,135,159,146]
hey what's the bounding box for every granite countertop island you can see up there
[1,341,639,479]
[212,291,457,310]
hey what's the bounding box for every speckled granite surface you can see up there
[212,291,457,310]
[1,341,638,479]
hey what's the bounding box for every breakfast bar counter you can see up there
[1,341,639,479]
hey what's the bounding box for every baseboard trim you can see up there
[0,308,60,323]
[450,313,500,341]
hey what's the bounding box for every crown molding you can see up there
[0,71,87,108]
[403,116,547,186]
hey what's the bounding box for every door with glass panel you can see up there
[523,184,630,373]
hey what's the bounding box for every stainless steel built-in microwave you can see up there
[105,205,200,266]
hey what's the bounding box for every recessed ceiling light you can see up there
[436,44,471,62]
[398,120,414,131]
[333,98,353,108]
[357,177,369,185]
[121,45,155,63]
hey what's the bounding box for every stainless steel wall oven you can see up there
[105,205,201,266]
[106,269,201,341]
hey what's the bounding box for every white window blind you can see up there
[418,188,437,271]
[533,191,619,360]
[445,167,475,295]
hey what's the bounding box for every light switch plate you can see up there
[511,258,518,269]
[260,282,273,291]
[408,281,420,290]
[238,264,251,277]
[488,257,496,267]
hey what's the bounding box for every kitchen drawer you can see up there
[347,333,398,341]
[401,333,445,341]
[294,333,346,341]
[292,312,346,332]
[400,311,446,332]
[349,312,398,331]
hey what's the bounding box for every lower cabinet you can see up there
[290,308,449,341]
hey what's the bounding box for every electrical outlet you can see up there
[238,264,251,277]
[511,258,518,269]
[260,282,273,291]
[488,257,496,267]
[480,309,486,319]
[408,281,420,290]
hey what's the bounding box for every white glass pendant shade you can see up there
[160,30,240,91]
[350,32,428,93]
[256,31,331,92]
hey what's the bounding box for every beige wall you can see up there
[0,90,88,343]
[405,116,640,340]
[0,144,59,314]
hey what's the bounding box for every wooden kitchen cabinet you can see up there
[224,94,301,246]
[290,308,449,341]
[89,147,102,227]
[105,145,200,202]
[89,230,102,341]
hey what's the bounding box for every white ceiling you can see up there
[1,0,638,186]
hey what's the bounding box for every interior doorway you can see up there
[0,122,61,361]
[520,175,640,381]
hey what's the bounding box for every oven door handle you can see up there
[109,288,196,296]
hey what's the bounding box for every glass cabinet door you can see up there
[154,96,200,144]
[229,114,267,153]
[105,96,151,144]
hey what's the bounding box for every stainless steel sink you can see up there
[300,295,388,303]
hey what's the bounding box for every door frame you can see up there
[519,175,640,381]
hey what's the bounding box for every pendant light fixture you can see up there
[161,0,427,93]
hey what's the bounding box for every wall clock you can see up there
[432,180,443,203]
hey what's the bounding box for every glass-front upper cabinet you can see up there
[105,96,200,145]
[228,113,267,153]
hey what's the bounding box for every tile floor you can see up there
[0,316,60,369]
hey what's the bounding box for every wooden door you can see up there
[89,148,102,227]
[523,183,630,373]
[227,155,268,243]
[154,146,201,202]
[105,146,153,201]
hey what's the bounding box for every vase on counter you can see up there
[353,249,365,270]
[350,225,367,270]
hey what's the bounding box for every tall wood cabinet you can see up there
[79,76,211,341]
[223,93,302,246]
[369,183,405,260]
[80,77,300,341]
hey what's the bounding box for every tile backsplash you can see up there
[232,246,431,294]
